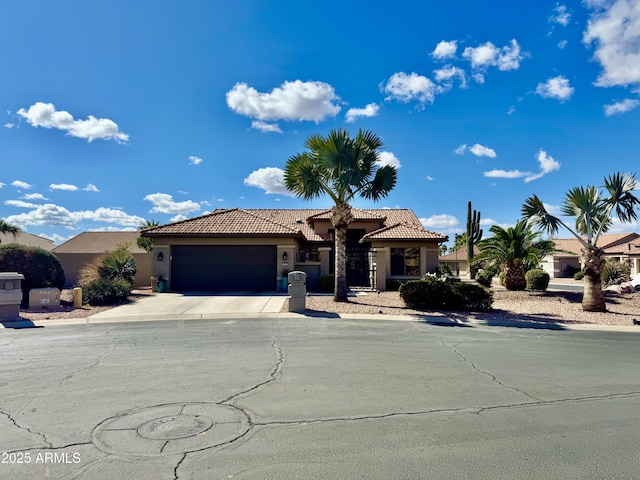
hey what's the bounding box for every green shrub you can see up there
[385,278,405,291]
[101,244,136,284]
[525,269,550,291]
[475,269,494,287]
[399,279,493,311]
[601,259,630,287]
[0,244,65,306]
[82,278,132,305]
[316,274,334,293]
[436,263,453,276]
[573,271,584,281]
[498,271,506,285]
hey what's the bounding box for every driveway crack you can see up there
[442,341,541,401]
[219,337,284,404]
[0,408,53,448]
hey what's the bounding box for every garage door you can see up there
[171,245,277,292]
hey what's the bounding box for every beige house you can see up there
[0,231,55,251]
[438,245,480,276]
[141,208,448,292]
[540,233,640,278]
[52,232,152,288]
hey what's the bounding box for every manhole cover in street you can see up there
[136,415,213,440]
[92,403,250,457]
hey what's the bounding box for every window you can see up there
[390,247,420,276]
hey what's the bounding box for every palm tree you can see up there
[522,172,639,312]
[284,129,398,302]
[0,219,22,245]
[136,219,159,253]
[472,219,554,290]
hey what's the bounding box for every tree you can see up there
[522,172,639,311]
[473,219,554,291]
[284,129,397,302]
[136,219,159,253]
[0,219,22,245]
[450,232,467,253]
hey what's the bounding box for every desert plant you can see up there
[399,279,493,311]
[82,278,132,305]
[316,274,335,293]
[475,269,494,287]
[525,269,550,291]
[436,263,453,276]
[466,202,483,279]
[136,219,159,253]
[498,271,506,285]
[0,244,65,305]
[0,219,22,244]
[101,243,136,284]
[574,271,584,281]
[600,259,630,287]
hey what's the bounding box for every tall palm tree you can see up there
[522,172,639,312]
[0,219,22,245]
[284,129,397,302]
[472,219,554,290]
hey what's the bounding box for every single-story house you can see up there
[438,245,480,276]
[141,208,448,292]
[52,232,153,288]
[540,233,640,278]
[0,231,55,251]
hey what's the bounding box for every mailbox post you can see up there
[287,271,306,313]
[0,272,25,321]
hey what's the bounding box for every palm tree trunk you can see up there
[581,247,606,312]
[504,266,526,291]
[330,203,354,302]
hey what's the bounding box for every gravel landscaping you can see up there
[14,285,640,328]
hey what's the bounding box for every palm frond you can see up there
[521,194,563,236]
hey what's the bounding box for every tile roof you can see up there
[52,231,148,254]
[0,231,55,251]
[547,233,640,257]
[439,245,480,261]
[143,208,443,243]
[362,222,448,241]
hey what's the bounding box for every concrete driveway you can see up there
[87,292,287,323]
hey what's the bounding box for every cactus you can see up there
[466,201,483,279]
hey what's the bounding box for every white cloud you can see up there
[83,183,99,192]
[23,193,47,200]
[420,214,460,230]
[484,169,532,179]
[524,149,561,183]
[550,4,571,26]
[433,65,467,88]
[144,193,201,215]
[243,167,294,196]
[603,98,640,116]
[251,120,283,133]
[558,40,568,49]
[0,182,5,188]
[469,143,497,158]
[12,180,32,189]
[170,214,188,223]
[17,102,129,143]
[462,39,525,73]
[426,176,435,181]
[535,75,574,101]
[4,123,14,128]
[188,155,203,165]
[584,0,640,87]
[50,183,78,191]
[5,204,144,229]
[508,106,516,115]
[5,200,38,208]
[543,203,562,215]
[382,72,439,105]
[38,233,71,245]
[226,80,341,127]
[454,144,468,155]
[376,151,401,169]
[345,103,380,123]
[432,40,458,59]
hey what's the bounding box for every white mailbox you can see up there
[0,272,25,320]
[287,271,307,313]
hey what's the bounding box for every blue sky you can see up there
[1,0,639,246]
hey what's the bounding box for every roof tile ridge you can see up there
[144,208,239,232]
[237,208,301,234]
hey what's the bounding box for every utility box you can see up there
[29,288,61,308]
[287,270,307,313]
[0,272,25,320]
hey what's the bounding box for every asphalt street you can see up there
[1,317,639,479]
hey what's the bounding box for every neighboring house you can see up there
[540,233,640,278]
[141,208,448,292]
[438,245,480,276]
[0,231,55,251]
[52,232,152,288]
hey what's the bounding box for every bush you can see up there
[385,278,406,291]
[475,269,494,287]
[601,259,630,287]
[0,244,65,306]
[573,271,584,281]
[101,244,136,284]
[436,263,453,276]
[399,279,493,311]
[498,271,506,285]
[82,278,132,305]
[525,269,550,291]
[316,274,334,293]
